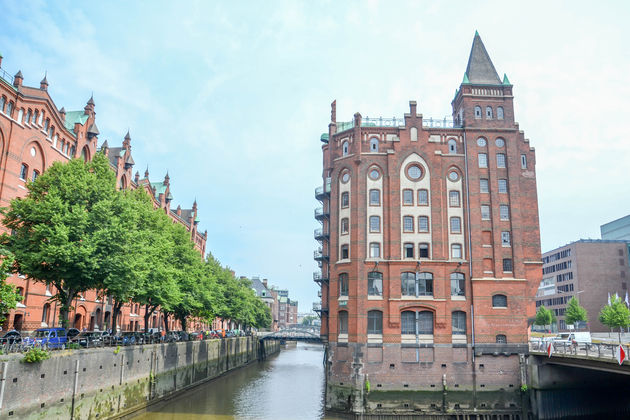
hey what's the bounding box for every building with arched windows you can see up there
[314,33,541,415]
[0,55,207,333]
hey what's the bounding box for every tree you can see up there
[565,297,588,328]
[534,305,556,331]
[302,315,317,326]
[2,154,117,328]
[0,250,22,324]
[599,294,630,343]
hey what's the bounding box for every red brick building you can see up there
[0,55,207,333]
[315,33,542,414]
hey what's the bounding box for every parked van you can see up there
[553,332,592,345]
[23,327,68,349]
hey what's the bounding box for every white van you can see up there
[553,332,592,344]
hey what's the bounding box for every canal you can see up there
[131,342,347,420]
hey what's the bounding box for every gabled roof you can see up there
[465,32,501,85]
[106,147,123,167]
[150,182,172,200]
[64,110,89,132]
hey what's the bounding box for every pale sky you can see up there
[1,1,629,312]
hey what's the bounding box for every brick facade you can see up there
[315,34,541,413]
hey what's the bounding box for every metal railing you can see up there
[529,340,627,362]
[314,228,329,239]
[335,116,460,132]
[314,207,329,218]
[422,117,459,128]
[0,67,14,85]
[313,272,328,283]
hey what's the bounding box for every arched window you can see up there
[19,163,28,180]
[32,170,39,182]
[340,217,349,234]
[401,311,416,334]
[368,272,382,296]
[338,311,348,334]
[492,294,508,308]
[340,244,349,260]
[339,273,348,297]
[369,189,380,206]
[0,96,5,113]
[448,139,457,154]
[450,273,465,296]
[369,242,380,258]
[486,106,493,119]
[341,192,349,208]
[37,110,43,125]
[26,109,32,125]
[369,137,379,152]
[418,216,429,232]
[342,141,349,156]
[369,215,380,233]
[497,106,504,120]
[417,189,428,205]
[403,216,413,232]
[367,310,382,335]
[418,311,433,334]
[474,106,482,119]
[33,110,39,125]
[17,108,24,123]
[496,334,507,343]
[6,101,13,116]
[452,311,466,335]
[42,303,51,324]
[418,243,430,259]
[402,189,413,205]
[451,243,463,259]
[449,191,460,207]
[70,145,76,157]
[44,118,50,132]
[16,287,24,297]
[450,217,461,234]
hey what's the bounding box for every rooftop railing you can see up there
[0,67,14,85]
[335,116,460,133]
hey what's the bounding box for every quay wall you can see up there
[0,337,279,419]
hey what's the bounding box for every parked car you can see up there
[0,330,22,345]
[72,331,110,347]
[553,332,593,345]
[67,328,81,341]
[164,331,180,342]
[23,327,68,349]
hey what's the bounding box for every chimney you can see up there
[176,205,182,217]
[409,100,417,116]
[134,171,139,184]
[13,70,23,88]
[262,279,268,288]
[0,53,3,68]
[59,107,66,122]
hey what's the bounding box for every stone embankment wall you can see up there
[0,337,279,419]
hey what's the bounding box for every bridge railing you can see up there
[529,340,627,363]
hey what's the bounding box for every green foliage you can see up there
[565,297,588,326]
[365,378,371,393]
[521,384,528,392]
[0,250,21,323]
[302,315,317,326]
[22,347,50,363]
[535,305,556,327]
[113,346,120,355]
[67,343,80,350]
[599,295,630,331]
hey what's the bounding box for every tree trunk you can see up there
[111,300,124,333]
[59,288,76,329]
[163,312,169,332]
[180,315,187,332]
[144,304,157,332]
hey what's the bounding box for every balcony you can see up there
[315,178,332,200]
[314,248,329,262]
[313,271,329,285]
[314,206,329,220]
[314,228,329,241]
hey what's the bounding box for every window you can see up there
[33,110,39,125]
[451,243,463,259]
[370,137,379,152]
[502,258,513,272]
[342,141,349,156]
[401,311,416,334]
[368,168,380,180]
[452,311,466,334]
[0,96,4,112]
[417,189,428,205]
[477,137,487,147]
[480,178,489,193]
[406,165,423,180]
[418,311,434,334]
[340,218,349,234]
[369,189,380,206]
[500,205,509,221]
[403,216,414,233]
[19,164,28,180]
[17,108,23,123]
[449,191,460,207]
[450,217,461,234]
[367,310,383,335]
[26,109,32,125]
[498,179,508,193]
[486,106,493,119]
[369,216,380,233]
[521,154,527,169]
[341,192,349,208]
[402,189,413,205]
[495,138,505,148]
[369,242,381,258]
[32,170,39,182]
[368,272,382,296]
[448,139,457,154]
[451,273,465,296]
[501,231,511,247]
[474,106,482,119]
[341,244,349,260]
[401,272,433,297]
[497,153,506,168]
[481,205,490,220]
[338,311,348,334]
[496,334,507,343]
[42,303,51,324]
[339,273,348,297]
[44,118,50,132]
[404,243,414,258]
[492,294,508,308]
[6,101,13,116]
[448,171,459,181]
[418,216,429,232]
[478,153,488,168]
[419,243,429,258]
[497,106,504,120]
[401,272,416,296]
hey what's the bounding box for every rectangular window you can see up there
[341,192,349,208]
[403,216,414,233]
[417,189,428,205]
[498,179,508,193]
[369,189,380,206]
[404,243,414,258]
[369,242,381,258]
[339,312,348,334]
[503,258,513,272]
[449,191,460,207]
[418,216,429,233]
[369,215,380,233]
[521,154,527,169]
[339,274,348,297]
[19,164,28,180]
[481,205,490,220]
[341,218,349,234]
[341,245,349,260]
[402,189,413,205]
[368,272,383,296]
[500,205,510,221]
[451,244,463,259]
[451,274,465,296]
[450,217,461,234]
[367,311,383,335]
[418,243,429,258]
[480,178,489,193]
[418,311,434,334]
[478,153,488,168]
[501,231,511,247]
[497,153,506,168]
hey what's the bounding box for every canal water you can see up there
[132,342,348,420]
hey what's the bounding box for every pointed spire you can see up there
[502,73,511,85]
[144,166,149,179]
[13,70,23,88]
[14,70,23,79]
[134,171,140,184]
[464,32,501,85]
[40,72,48,90]
[87,94,95,106]
[124,130,131,141]
[163,171,170,186]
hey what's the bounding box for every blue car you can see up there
[23,327,68,349]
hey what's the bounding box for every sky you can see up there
[1,1,629,312]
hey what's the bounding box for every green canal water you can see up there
[132,342,348,420]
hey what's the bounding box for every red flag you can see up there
[547,341,554,358]
[616,345,626,365]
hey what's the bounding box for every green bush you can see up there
[22,347,50,363]
[520,384,528,392]
[67,343,80,350]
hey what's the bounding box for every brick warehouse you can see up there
[314,33,542,415]
[0,55,208,333]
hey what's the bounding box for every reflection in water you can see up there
[133,342,347,420]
